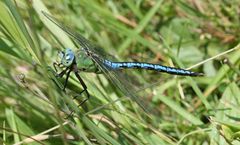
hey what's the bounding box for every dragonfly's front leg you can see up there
[51,63,70,91]
[53,62,61,72]
[53,62,68,78]
[57,68,68,78]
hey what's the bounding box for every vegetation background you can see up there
[0,0,239,144]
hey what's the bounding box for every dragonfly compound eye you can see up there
[61,48,75,67]
[65,54,71,60]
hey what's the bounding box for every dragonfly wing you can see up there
[91,55,149,112]
[42,11,108,57]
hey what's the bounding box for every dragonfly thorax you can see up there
[59,48,75,67]
[75,49,101,73]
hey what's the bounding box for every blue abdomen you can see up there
[103,60,203,76]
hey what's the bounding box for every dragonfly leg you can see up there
[53,62,61,72]
[62,69,72,92]
[73,71,90,106]
[53,62,69,78]
[56,67,68,78]
[66,71,90,118]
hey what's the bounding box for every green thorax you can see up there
[75,49,101,73]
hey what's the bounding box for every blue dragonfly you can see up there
[43,12,203,112]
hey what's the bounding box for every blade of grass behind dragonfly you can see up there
[3,0,40,64]
[0,2,31,61]
[42,11,150,114]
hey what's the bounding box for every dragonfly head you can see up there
[58,48,75,67]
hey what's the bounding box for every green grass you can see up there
[0,0,240,144]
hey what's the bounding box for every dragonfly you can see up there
[42,12,203,112]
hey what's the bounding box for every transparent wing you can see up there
[43,11,149,112]
[42,11,108,58]
[91,55,149,112]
